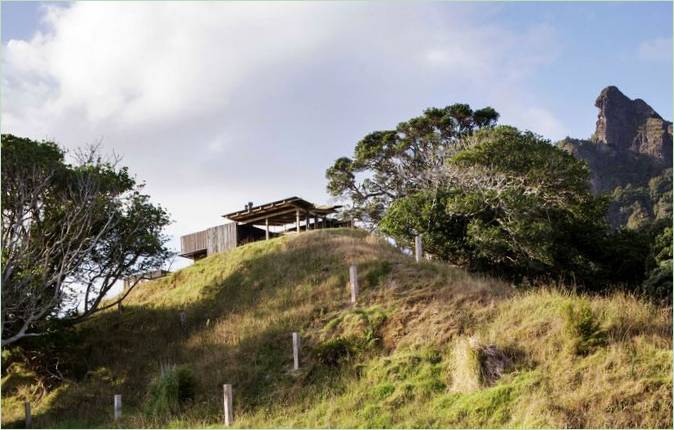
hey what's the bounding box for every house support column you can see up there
[296,210,300,233]
[265,218,270,240]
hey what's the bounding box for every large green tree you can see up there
[326,104,499,225]
[381,126,624,286]
[1,135,172,346]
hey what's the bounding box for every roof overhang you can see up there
[222,196,341,225]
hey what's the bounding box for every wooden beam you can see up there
[229,207,300,225]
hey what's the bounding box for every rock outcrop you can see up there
[559,86,672,229]
[592,86,672,165]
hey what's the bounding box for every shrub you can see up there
[562,302,607,355]
[145,364,196,418]
[314,338,357,367]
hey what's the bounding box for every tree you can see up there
[326,104,499,225]
[1,135,172,346]
[381,126,615,286]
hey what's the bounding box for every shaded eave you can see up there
[222,196,341,226]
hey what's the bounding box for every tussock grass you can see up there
[1,228,671,428]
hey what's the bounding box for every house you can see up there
[179,196,344,260]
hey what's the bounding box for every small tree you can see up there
[326,104,498,226]
[1,135,172,346]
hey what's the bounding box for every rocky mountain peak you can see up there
[558,86,672,229]
[592,85,671,163]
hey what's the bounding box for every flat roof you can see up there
[222,196,341,226]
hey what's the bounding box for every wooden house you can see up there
[179,196,343,260]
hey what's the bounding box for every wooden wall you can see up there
[181,230,209,256]
[207,223,238,255]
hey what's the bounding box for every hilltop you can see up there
[1,229,672,428]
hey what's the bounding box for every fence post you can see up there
[24,401,31,429]
[223,384,233,426]
[292,332,300,370]
[114,394,122,421]
[415,235,423,263]
[349,265,358,304]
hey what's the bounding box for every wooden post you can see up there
[24,401,31,429]
[415,235,423,263]
[265,217,270,240]
[305,211,311,230]
[114,394,122,421]
[223,384,233,426]
[349,265,358,304]
[322,216,326,229]
[296,209,300,233]
[292,332,300,370]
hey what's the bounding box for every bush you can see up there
[562,302,606,355]
[314,338,357,367]
[145,364,196,418]
[381,126,612,287]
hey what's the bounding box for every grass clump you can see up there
[451,336,516,392]
[144,364,196,418]
[563,300,607,355]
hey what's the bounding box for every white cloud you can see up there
[2,2,566,262]
[638,37,673,62]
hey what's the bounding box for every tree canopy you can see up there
[381,126,630,286]
[326,104,499,225]
[1,134,172,346]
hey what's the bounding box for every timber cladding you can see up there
[180,223,267,259]
[207,223,237,255]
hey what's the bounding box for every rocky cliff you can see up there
[558,86,672,229]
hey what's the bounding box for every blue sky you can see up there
[2,1,672,265]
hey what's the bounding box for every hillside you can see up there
[1,229,672,428]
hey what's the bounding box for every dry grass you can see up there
[1,228,671,428]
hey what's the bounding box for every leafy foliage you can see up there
[641,225,673,302]
[1,134,172,346]
[326,104,499,225]
[382,126,613,285]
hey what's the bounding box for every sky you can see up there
[2,1,672,269]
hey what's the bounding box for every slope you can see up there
[1,229,671,428]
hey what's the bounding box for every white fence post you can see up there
[349,265,359,304]
[415,235,423,263]
[292,332,300,370]
[223,384,233,426]
[114,394,122,421]
[24,401,32,428]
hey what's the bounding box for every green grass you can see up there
[1,228,671,428]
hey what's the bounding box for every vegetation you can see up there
[145,364,196,417]
[381,126,618,287]
[325,104,498,225]
[1,230,670,428]
[1,135,171,346]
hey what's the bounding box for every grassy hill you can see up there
[1,229,672,428]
